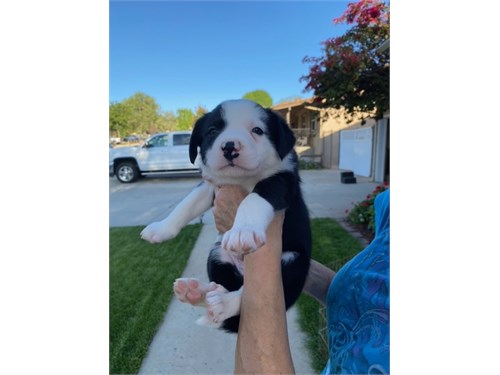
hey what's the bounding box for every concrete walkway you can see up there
[138,217,313,375]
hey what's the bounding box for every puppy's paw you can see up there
[196,314,223,329]
[140,221,179,244]
[221,226,266,254]
[196,287,241,328]
[173,278,217,306]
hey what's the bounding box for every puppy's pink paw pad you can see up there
[173,278,217,306]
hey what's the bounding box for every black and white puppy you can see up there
[141,99,311,333]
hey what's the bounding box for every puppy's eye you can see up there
[252,127,264,136]
[208,127,218,136]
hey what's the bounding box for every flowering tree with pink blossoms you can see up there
[302,0,389,122]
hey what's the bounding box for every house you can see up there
[273,37,390,183]
[272,98,389,183]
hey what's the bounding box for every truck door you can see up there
[170,133,192,169]
[137,134,170,171]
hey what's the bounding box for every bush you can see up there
[346,182,389,234]
[298,159,323,170]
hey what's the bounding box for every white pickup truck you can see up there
[109,131,200,183]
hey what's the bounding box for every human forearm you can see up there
[234,212,295,374]
[303,260,336,306]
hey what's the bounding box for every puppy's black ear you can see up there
[189,115,205,164]
[265,109,296,159]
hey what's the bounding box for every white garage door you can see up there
[339,127,373,177]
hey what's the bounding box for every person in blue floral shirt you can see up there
[321,189,389,374]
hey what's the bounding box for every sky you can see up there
[109,0,351,113]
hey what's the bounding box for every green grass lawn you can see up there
[296,218,365,373]
[109,219,364,374]
[109,224,202,375]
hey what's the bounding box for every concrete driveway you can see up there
[109,169,380,227]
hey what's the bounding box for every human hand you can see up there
[213,185,248,233]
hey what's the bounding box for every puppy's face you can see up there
[190,100,296,183]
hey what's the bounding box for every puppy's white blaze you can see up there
[281,251,299,265]
[221,99,267,130]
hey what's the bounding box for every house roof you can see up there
[272,97,315,110]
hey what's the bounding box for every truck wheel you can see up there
[115,162,140,183]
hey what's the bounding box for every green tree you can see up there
[122,92,161,134]
[176,108,195,130]
[156,111,178,132]
[242,90,273,108]
[109,101,132,137]
[301,0,389,121]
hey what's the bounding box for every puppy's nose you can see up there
[222,141,240,161]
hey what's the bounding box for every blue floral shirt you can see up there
[322,189,390,374]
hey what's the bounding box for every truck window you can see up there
[173,134,191,146]
[149,135,169,147]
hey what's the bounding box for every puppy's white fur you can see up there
[222,193,274,254]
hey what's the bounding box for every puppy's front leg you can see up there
[221,193,275,254]
[141,181,214,244]
[222,172,294,254]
